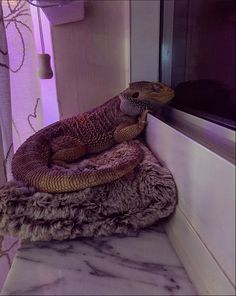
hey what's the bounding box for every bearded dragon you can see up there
[12,81,174,193]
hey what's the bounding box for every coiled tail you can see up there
[12,134,143,193]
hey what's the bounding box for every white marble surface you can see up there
[1,226,197,295]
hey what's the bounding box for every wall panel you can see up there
[52,0,130,119]
[145,114,235,295]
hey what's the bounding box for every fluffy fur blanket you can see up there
[0,141,177,241]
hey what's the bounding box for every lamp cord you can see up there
[37,7,45,54]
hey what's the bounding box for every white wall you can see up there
[130,2,235,293]
[130,0,160,82]
[145,114,235,295]
[51,0,130,119]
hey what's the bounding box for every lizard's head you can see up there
[119,81,174,116]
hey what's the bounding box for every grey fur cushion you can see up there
[0,141,177,241]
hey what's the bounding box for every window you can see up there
[160,0,236,130]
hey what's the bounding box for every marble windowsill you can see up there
[1,226,197,295]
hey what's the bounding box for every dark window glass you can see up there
[160,0,236,129]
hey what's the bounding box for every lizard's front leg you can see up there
[114,110,150,143]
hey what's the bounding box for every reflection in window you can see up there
[160,0,236,127]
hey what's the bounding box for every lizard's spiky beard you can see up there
[119,94,147,116]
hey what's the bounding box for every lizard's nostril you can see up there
[132,92,139,98]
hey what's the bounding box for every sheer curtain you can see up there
[0,0,44,289]
[0,1,12,182]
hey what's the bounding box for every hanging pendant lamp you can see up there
[37,7,53,79]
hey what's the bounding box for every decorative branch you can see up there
[12,119,22,146]
[4,10,30,20]
[11,0,24,13]
[9,21,26,73]
[3,0,27,19]
[0,61,9,69]
[6,0,13,13]
[2,143,13,181]
[27,98,40,133]
[0,0,31,72]
[0,48,8,55]
[6,18,32,33]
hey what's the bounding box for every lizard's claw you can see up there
[138,109,150,128]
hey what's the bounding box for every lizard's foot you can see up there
[138,109,150,128]
[114,110,150,143]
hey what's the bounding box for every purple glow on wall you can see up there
[30,6,60,126]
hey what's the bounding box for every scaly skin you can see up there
[12,81,174,193]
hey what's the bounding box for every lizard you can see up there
[11,81,174,193]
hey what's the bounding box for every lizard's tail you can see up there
[12,140,143,193]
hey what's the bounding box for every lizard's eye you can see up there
[132,92,139,98]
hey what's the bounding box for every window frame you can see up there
[159,0,236,131]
